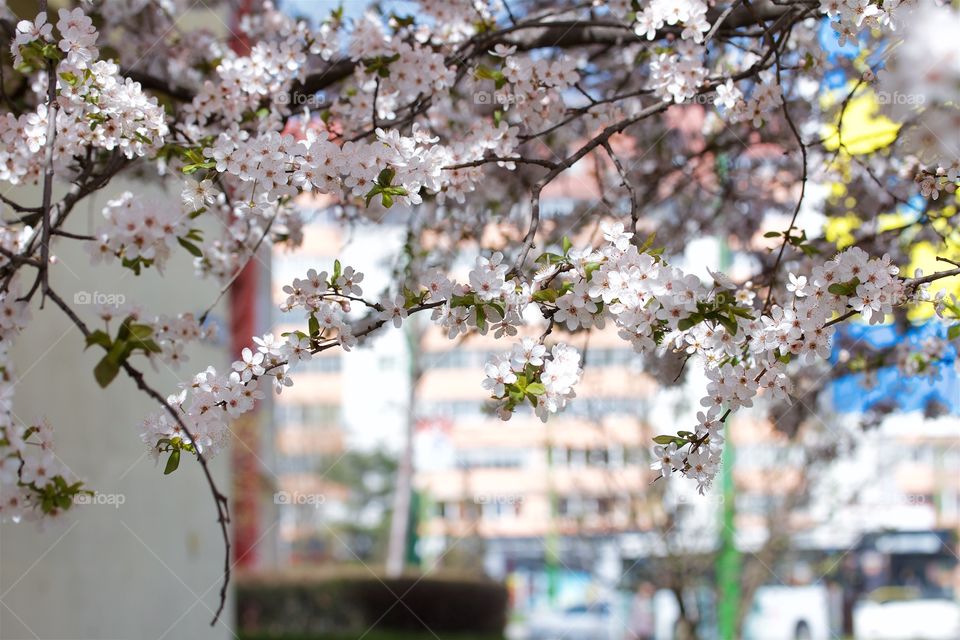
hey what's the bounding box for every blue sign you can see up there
[831,322,960,414]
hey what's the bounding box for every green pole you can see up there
[406,490,421,567]
[716,427,740,639]
[545,439,559,604]
[716,239,740,639]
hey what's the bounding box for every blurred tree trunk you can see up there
[386,317,422,577]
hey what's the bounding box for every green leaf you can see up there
[561,236,573,255]
[116,318,132,341]
[677,314,703,331]
[108,335,134,364]
[85,330,111,350]
[583,262,602,280]
[526,382,546,396]
[718,313,739,336]
[532,289,559,303]
[403,288,421,308]
[164,449,181,475]
[475,65,498,81]
[763,231,781,238]
[121,256,145,275]
[450,293,476,308]
[177,237,203,257]
[638,232,657,253]
[949,324,960,341]
[128,324,154,340]
[93,355,120,388]
[652,435,685,446]
[364,185,381,207]
[135,339,163,354]
[376,167,396,186]
[535,252,566,265]
[308,314,321,338]
[40,43,62,61]
[182,160,216,174]
[828,277,859,296]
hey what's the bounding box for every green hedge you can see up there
[237,570,508,638]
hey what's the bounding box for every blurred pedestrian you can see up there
[628,582,655,640]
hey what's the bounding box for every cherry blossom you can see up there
[0,2,956,624]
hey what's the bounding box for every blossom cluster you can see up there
[1,10,167,185]
[504,223,913,492]
[87,192,191,271]
[483,338,583,422]
[0,0,953,538]
[141,327,311,462]
[428,252,529,340]
[821,0,917,47]
[141,263,367,461]
[631,0,711,43]
[488,50,580,131]
[280,265,362,350]
[140,366,267,464]
[649,40,708,104]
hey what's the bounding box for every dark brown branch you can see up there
[38,0,57,307]
[443,156,558,171]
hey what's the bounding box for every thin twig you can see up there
[762,12,807,313]
[601,139,640,240]
[198,209,279,326]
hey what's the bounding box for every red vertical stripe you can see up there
[229,0,261,570]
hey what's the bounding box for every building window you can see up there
[275,403,340,427]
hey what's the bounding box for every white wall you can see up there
[337,223,411,453]
[0,180,233,639]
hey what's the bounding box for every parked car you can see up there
[742,585,831,640]
[527,602,616,640]
[853,587,960,640]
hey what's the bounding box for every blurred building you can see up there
[268,213,411,562]
[413,327,662,568]
[268,215,960,610]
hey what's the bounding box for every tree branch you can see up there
[45,287,232,626]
